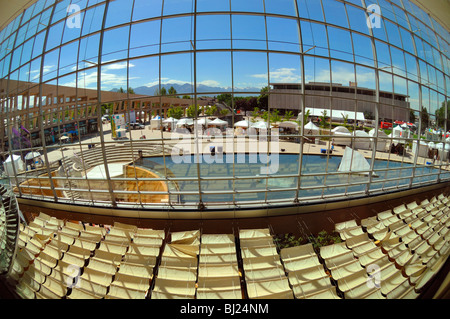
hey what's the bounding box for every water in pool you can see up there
[136,153,440,203]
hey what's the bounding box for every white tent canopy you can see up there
[368,129,389,152]
[163,117,178,124]
[279,121,299,129]
[234,120,250,128]
[304,121,320,135]
[298,108,365,122]
[251,121,273,129]
[195,117,211,125]
[352,130,371,150]
[209,118,228,126]
[4,154,25,176]
[176,118,194,126]
[332,126,350,134]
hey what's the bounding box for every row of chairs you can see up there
[321,193,450,299]
[280,243,341,299]
[239,228,293,299]
[6,192,450,299]
[151,230,200,299]
[197,234,242,299]
[11,214,165,299]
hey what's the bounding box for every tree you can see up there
[269,109,281,124]
[217,93,232,107]
[167,106,184,119]
[283,110,294,122]
[436,101,450,130]
[220,109,229,116]
[303,109,311,125]
[155,87,167,96]
[186,104,200,118]
[421,106,429,133]
[342,113,349,125]
[168,86,178,98]
[319,110,329,128]
[101,103,114,115]
[258,86,269,110]
[250,107,261,123]
[205,105,218,117]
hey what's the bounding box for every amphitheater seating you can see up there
[280,244,340,299]
[106,224,164,299]
[197,234,242,299]
[5,192,450,299]
[239,228,293,299]
[335,220,364,240]
[151,230,200,299]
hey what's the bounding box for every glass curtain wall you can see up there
[0,0,448,211]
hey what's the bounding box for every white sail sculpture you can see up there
[337,147,378,177]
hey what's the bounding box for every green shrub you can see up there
[273,233,304,249]
[308,230,342,250]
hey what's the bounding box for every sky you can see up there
[0,0,448,112]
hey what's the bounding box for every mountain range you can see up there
[112,83,262,97]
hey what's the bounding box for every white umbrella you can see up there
[25,152,41,160]
[60,136,69,140]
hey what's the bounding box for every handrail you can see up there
[0,184,20,278]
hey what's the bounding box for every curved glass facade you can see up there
[0,0,449,212]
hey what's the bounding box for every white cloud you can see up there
[197,80,220,87]
[252,67,302,84]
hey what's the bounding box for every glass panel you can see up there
[59,41,79,76]
[266,16,300,53]
[160,53,193,95]
[328,27,353,62]
[101,25,130,63]
[297,0,324,21]
[45,20,65,52]
[352,33,374,67]
[162,0,195,16]
[105,0,133,28]
[322,0,349,28]
[232,15,266,50]
[129,20,160,58]
[196,51,232,94]
[265,0,297,16]
[81,3,105,36]
[197,0,230,12]
[230,0,264,13]
[300,21,328,57]
[196,14,231,50]
[233,51,268,93]
[161,16,193,53]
